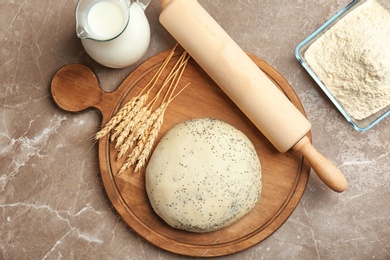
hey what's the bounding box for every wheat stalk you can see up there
[114,53,188,158]
[117,102,165,159]
[116,108,152,159]
[109,93,148,142]
[117,133,147,176]
[95,45,179,141]
[166,55,191,103]
[117,103,167,175]
[130,53,191,173]
[95,45,192,176]
[133,103,168,173]
[116,106,150,149]
[133,53,191,171]
[118,79,191,174]
[95,96,138,140]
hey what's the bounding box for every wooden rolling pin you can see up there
[159,0,347,192]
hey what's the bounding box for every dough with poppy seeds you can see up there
[145,118,262,233]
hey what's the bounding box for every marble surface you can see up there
[1,0,389,259]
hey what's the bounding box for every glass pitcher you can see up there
[75,0,151,68]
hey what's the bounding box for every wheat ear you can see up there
[95,45,178,141]
[133,103,168,172]
[115,106,150,149]
[95,96,138,140]
[116,108,151,159]
[115,52,186,157]
[117,102,165,159]
[109,93,148,142]
[133,53,191,172]
[117,132,147,176]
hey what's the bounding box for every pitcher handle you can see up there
[136,0,151,10]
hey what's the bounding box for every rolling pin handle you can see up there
[293,136,347,192]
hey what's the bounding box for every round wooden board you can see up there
[51,49,311,257]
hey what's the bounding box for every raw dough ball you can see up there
[145,118,262,233]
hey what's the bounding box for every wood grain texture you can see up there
[51,50,311,257]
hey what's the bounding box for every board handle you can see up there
[293,136,347,192]
[51,64,111,114]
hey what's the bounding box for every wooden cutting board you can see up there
[51,49,311,257]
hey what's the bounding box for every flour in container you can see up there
[305,0,390,120]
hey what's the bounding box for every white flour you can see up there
[305,0,390,120]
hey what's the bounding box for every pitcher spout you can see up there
[136,0,151,10]
[75,0,92,39]
[76,25,88,39]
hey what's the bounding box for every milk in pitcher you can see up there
[75,0,151,68]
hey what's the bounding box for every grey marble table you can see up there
[1,0,389,259]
